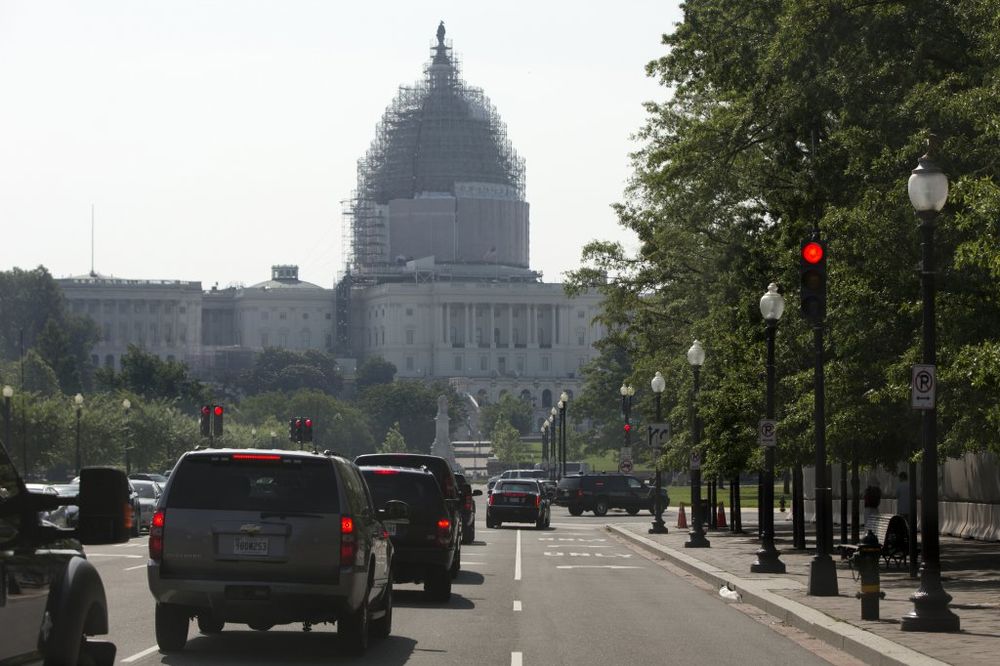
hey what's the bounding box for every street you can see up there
[89,497,838,665]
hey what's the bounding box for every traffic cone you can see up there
[677,502,688,529]
[716,502,727,528]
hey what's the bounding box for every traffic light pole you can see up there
[807,321,838,595]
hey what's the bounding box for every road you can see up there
[88,500,840,665]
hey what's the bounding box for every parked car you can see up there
[1,443,133,665]
[130,472,168,484]
[354,453,463,564]
[555,473,669,516]
[487,468,548,492]
[359,465,461,602]
[453,472,482,544]
[147,448,400,655]
[539,479,558,501]
[487,479,551,529]
[130,479,162,532]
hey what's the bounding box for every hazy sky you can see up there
[0,1,683,289]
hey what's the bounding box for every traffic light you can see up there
[302,418,313,442]
[623,423,632,433]
[289,418,303,443]
[800,239,827,322]
[200,405,211,437]
[213,405,224,437]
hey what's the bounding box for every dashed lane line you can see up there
[511,651,523,666]
[514,529,522,581]
[513,600,522,612]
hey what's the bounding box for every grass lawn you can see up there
[666,483,789,510]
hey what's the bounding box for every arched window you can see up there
[520,389,532,402]
[542,389,552,408]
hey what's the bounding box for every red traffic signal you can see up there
[214,406,224,416]
[801,241,824,264]
[303,418,314,443]
[623,423,631,432]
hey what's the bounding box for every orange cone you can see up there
[716,502,727,528]
[677,502,688,529]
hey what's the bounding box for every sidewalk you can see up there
[608,508,1000,666]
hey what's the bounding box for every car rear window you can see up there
[166,454,339,513]
[361,470,446,521]
[497,481,538,493]
[355,453,456,498]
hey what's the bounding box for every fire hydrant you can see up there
[852,529,885,620]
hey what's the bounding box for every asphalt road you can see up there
[87,501,837,665]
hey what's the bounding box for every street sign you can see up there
[619,459,633,473]
[690,451,701,471]
[647,422,670,449]
[620,447,632,462]
[758,419,777,447]
[912,364,936,410]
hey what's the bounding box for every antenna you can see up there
[90,204,96,277]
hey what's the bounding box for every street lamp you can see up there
[752,283,786,573]
[685,340,709,548]
[900,140,960,632]
[74,393,84,475]
[649,371,668,534]
[122,398,131,475]
[270,430,277,449]
[619,383,634,450]
[2,386,13,474]
[558,392,569,479]
[540,421,549,476]
[251,428,257,448]
[550,406,559,479]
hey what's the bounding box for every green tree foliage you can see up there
[567,0,1000,475]
[490,418,527,463]
[238,348,344,396]
[95,346,207,410]
[356,356,397,392]
[358,380,466,454]
[378,422,407,453]
[479,392,533,438]
[1,351,61,396]
[571,342,633,456]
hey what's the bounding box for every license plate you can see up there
[508,496,522,504]
[385,522,397,536]
[233,535,268,556]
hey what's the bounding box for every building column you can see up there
[444,303,450,345]
[507,304,514,348]
[490,305,496,349]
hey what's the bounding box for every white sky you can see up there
[0,1,682,289]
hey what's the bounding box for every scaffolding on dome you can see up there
[343,28,525,283]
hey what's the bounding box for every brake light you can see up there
[372,469,399,475]
[340,515,356,566]
[464,495,472,511]
[488,493,495,506]
[232,454,281,461]
[124,502,134,530]
[436,517,451,546]
[535,494,541,508]
[149,509,165,561]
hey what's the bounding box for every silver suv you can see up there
[147,449,402,655]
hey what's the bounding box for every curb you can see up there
[606,525,948,666]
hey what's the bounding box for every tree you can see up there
[479,392,533,438]
[378,422,407,453]
[356,356,397,392]
[490,418,527,463]
[238,348,343,396]
[96,346,206,410]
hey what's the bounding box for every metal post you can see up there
[560,403,567,479]
[753,319,784,572]
[808,321,838,595]
[650,392,667,534]
[2,393,11,467]
[75,405,82,475]
[793,464,805,549]
[685,365,709,548]
[851,446,860,544]
[900,208,960,631]
[841,461,848,545]
[908,457,918,578]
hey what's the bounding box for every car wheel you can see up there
[462,521,475,544]
[339,580,371,655]
[450,545,461,579]
[131,508,140,537]
[626,506,640,515]
[372,579,393,639]
[568,505,584,516]
[535,516,546,529]
[424,565,452,602]
[197,614,224,634]
[593,498,609,516]
[155,602,189,652]
[485,517,495,529]
[248,623,273,632]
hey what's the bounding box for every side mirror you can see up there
[77,467,131,545]
[472,489,483,496]
[378,499,409,524]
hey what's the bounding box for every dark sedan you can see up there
[486,479,550,529]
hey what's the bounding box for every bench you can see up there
[839,514,912,569]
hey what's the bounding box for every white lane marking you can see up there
[122,645,159,663]
[514,529,522,581]
[124,564,146,571]
[511,651,523,666]
[86,553,144,559]
[556,565,641,569]
[513,600,522,612]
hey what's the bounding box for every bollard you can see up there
[851,529,884,620]
[779,495,786,512]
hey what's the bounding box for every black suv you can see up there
[555,473,669,516]
[147,449,401,655]
[355,453,463,561]
[487,479,551,529]
[1,443,133,665]
[453,473,482,544]
[359,466,461,601]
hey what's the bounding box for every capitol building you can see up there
[57,25,605,424]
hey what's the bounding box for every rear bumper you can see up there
[488,505,542,523]
[390,546,453,583]
[146,563,364,624]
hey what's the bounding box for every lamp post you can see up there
[900,141,960,632]
[122,398,131,475]
[269,430,277,449]
[541,421,549,476]
[752,283,786,573]
[251,428,257,448]
[619,383,634,450]
[685,340,709,548]
[2,386,13,473]
[559,392,569,479]
[649,371,668,534]
[74,393,84,475]
[550,406,559,479]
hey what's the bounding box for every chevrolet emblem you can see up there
[239,524,261,534]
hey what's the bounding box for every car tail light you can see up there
[372,469,398,475]
[340,515,356,566]
[488,493,495,506]
[149,510,165,561]
[464,495,472,511]
[535,494,541,508]
[436,518,451,546]
[231,453,281,461]
[577,489,584,498]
